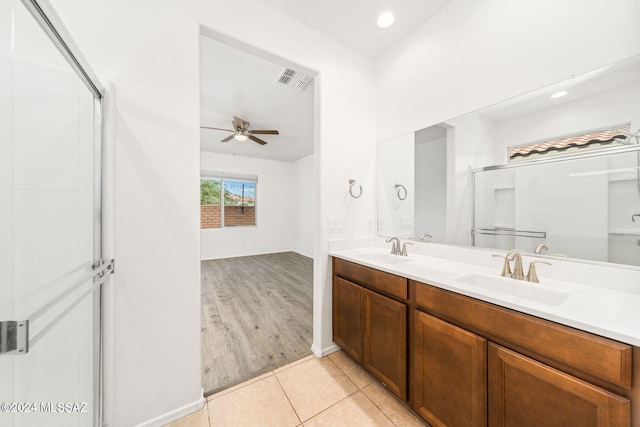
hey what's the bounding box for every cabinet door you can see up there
[333,277,364,363]
[488,343,630,427]
[413,311,487,427]
[363,288,407,400]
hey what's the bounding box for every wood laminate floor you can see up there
[201,251,313,395]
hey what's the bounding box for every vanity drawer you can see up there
[333,258,407,300]
[413,280,632,389]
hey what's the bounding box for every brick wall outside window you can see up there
[201,205,220,228]
[201,205,256,228]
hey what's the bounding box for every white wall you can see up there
[200,151,314,260]
[292,154,314,258]
[377,133,414,238]
[377,0,640,248]
[415,136,447,243]
[49,0,376,425]
[376,0,640,143]
[194,1,377,367]
[41,0,640,425]
[444,114,495,245]
[48,2,203,426]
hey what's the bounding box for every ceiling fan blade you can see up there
[250,130,279,135]
[200,126,235,132]
[233,116,248,131]
[248,135,267,145]
[220,135,235,142]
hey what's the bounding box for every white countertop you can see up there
[330,245,640,347]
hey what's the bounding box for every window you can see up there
[201,172,257,229]
[508,125,631,162]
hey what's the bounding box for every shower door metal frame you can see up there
[2,1,109,427]
[470,144,640,271]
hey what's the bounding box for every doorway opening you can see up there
[198,31,316,395]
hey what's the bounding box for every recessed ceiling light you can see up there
[551,91,568,99]
[377,12,395,29]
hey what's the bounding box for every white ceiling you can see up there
[200,1,455,161]
[256,0,453,58]
[200,35,315,162]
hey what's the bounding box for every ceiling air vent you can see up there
[295,75,314,90]
[277,68,296,85]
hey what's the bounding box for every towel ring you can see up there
[395,184,407,201]
[349,179,363,198]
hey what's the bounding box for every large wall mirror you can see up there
[377,54,640,268]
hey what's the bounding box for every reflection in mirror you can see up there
[415,126,447,242]
[377,53,640,268]
[473,147,640,266]
[377,125,448,242]
[378,134,414,238]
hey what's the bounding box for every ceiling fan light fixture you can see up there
[202,116,277,145]
[377,12,395,29]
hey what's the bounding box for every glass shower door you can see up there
[0,1,108,426]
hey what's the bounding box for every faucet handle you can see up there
[492,254,512,277]
[400,242,413,256]
[526,261,552,283]
[385,237,399,255]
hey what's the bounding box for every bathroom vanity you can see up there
[331,247,640,427]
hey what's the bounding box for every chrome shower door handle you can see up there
[0,259,114,356]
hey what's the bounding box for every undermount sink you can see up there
[357,252,414,265]
[453,272,570,306]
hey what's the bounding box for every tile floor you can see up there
[165,351,428,427]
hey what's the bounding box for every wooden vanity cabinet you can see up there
[332,258,636,427]
[333,276,364,363]
[413,280,632,427]
[488,343,629,427]
[363,288,407,400]
[413,310,487,427]
[332,258,408,400]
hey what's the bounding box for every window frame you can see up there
[200,171,258,229]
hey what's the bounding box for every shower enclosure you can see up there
[0,1,110,426]
[472,145,640,267]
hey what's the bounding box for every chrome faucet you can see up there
[419,233,432,241]
[386,237,401,255]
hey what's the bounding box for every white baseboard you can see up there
[311,343,340,358]
[134,391,205,427]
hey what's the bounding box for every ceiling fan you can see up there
[200,116,279,145]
